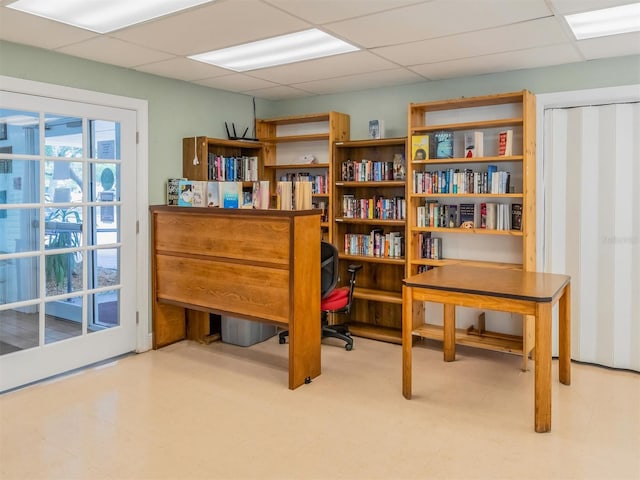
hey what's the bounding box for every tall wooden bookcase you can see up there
[332,138,407,344]
[180,136,265,342]
[406,90,536,368]
[255,112,350,242]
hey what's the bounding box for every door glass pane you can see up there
[45,161,83,204]
[45,296,82,344]
[44,115,82,157]
[91,163,119,202]
[0,308,39,355]
[45,251,83,297]
[0,208,40,254]
[0,255,38,303]
[0,109,40,155]
[90,248,119,288]
[90,120,120,160]
[90,206,119,245]
[89,290,119,332]
[0,159,40,205]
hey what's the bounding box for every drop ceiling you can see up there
[0,0,638,100]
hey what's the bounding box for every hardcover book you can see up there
[430,130,454,159]
[207,181,219,207]
[252,181,270,209]
[178,180,206,207]
[411,135,429,161]
[464,131,484,158]
[498,129,513,156]
[219,181,242,209]
[167,178,186,206]
[459,203,476,229]
[511,203,523,231]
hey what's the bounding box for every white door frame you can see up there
[0,75,151,353]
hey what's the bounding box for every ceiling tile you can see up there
[134,57,230,81]
[410,44,583,80]
[374,17,572,66]
[195,73,279,92]
[56,37,174,68]
[0,7,97,49]
[110,0,310,56]
[263,0,420,24]
[293,68,423,95]
[324,0,553,48]
[247,51,398,84]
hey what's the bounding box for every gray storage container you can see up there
[220,316,277,347]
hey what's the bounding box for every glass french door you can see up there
[0,91,137,391]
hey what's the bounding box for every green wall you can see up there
[1,40,639,203]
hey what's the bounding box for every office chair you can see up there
[279,241,362,351]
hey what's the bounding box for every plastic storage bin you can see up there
[220,316,277,347]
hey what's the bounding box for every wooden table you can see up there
[402,265,571,433]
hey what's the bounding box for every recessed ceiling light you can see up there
[189,29,360,72]
[565,2,640,40]
[6,0,215,34]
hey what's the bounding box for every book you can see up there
[411,135,429,161]
[294,181,312,210]
[511,203,522,231]
[498,129,513,156]
[167,178,185,206]
[485,202,498,230]
[207,181,219,207]
[252,181,270,209]
[276,181,293,210]
[464,131,484,158]
[430,130,454,159]
[459,203,476,229]
[219,181,242,208]
[177,180,206,207]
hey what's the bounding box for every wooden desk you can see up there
[402,265,571,433]
[150,206,321,390]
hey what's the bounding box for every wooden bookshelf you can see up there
[332,137,407,344]
[406,90,536,369]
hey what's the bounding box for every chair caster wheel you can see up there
[345,343,353,351]
[305,377,311,384]
[279,337,286,344]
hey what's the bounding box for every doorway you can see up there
[0,86,143,391]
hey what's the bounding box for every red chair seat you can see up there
[321,286,349,311]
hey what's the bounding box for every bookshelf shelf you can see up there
[333,137,407,343]
[407,90,536,369]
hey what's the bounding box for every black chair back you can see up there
[320,241,339,299]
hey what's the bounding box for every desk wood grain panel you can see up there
[156,254,290,324]
[155,211,290,265]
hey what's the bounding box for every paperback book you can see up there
[464,131,484,158]
[498,129,513,156]
[429,130,454,159]
[411,135,429,161]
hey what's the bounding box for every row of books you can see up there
[413,166,511,194]
[411,129,514,160]
[417,201,522,231]
[341,195,406,220]
[278,172,327,194]
[345,230,404,259]
[341,155,405,182]
[167,179,270,209]
[418,232,443,260]
[207,154,259,182]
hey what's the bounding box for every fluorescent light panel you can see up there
[189,29,360,72]
[6,0,214,33]
[565,2,640,40]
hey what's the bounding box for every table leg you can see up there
[443,303,456,362]
[559,282,571,385]
[402,285,413,399]
[534,302,552,433]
